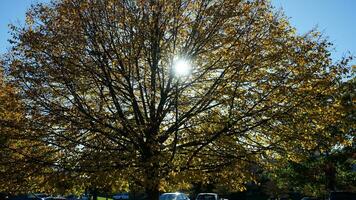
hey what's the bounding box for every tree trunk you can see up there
[143,161,161,200]
[325,161,336,191]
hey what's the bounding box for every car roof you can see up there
[161,193,185,195]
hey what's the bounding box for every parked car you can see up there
[328,192,356,200]
[113,193,129,200]
[65,195,78,200]
[43,196,67,200]
[79,195,89,200]
[0,193,9,200]
[195,193,219,200]
[160,193,190,200]
[301,197,319,200]
[30,194,49,200]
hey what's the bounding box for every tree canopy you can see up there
[266,77,355,198]
[0,68,44,192]
[2,0,351,199]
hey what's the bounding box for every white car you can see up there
[160,193,190,200]
[31,193,49,200]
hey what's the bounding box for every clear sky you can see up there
[271,0,356,65]
[0,0,48,54]
[0,0,355,65]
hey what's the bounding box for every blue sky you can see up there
[0,0,48,53]
[0,0,355,65]
[272,0,356,65]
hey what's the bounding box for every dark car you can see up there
[329,192,356,200]
[301,197,319,200]
[65,195,78,200]
[196,193,219,200]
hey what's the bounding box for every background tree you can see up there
[0,66,48,193]
[0,66,28,192]
[264,77,355,197]
[4,0,350,199]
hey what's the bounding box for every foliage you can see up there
[266,149,355,197]
[2,0,351,199]
[0,67,42,192]
[263,78,355,197]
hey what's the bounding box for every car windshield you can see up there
[160,194,178,200]
[29,194,48,199]
[197,195,215,200]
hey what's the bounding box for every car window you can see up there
[197,195,215,200]
[160,194,177,200]
[177,195,185,200]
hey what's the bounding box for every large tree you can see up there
[4,0,349,199]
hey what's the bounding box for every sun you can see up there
[173,58,191,77]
